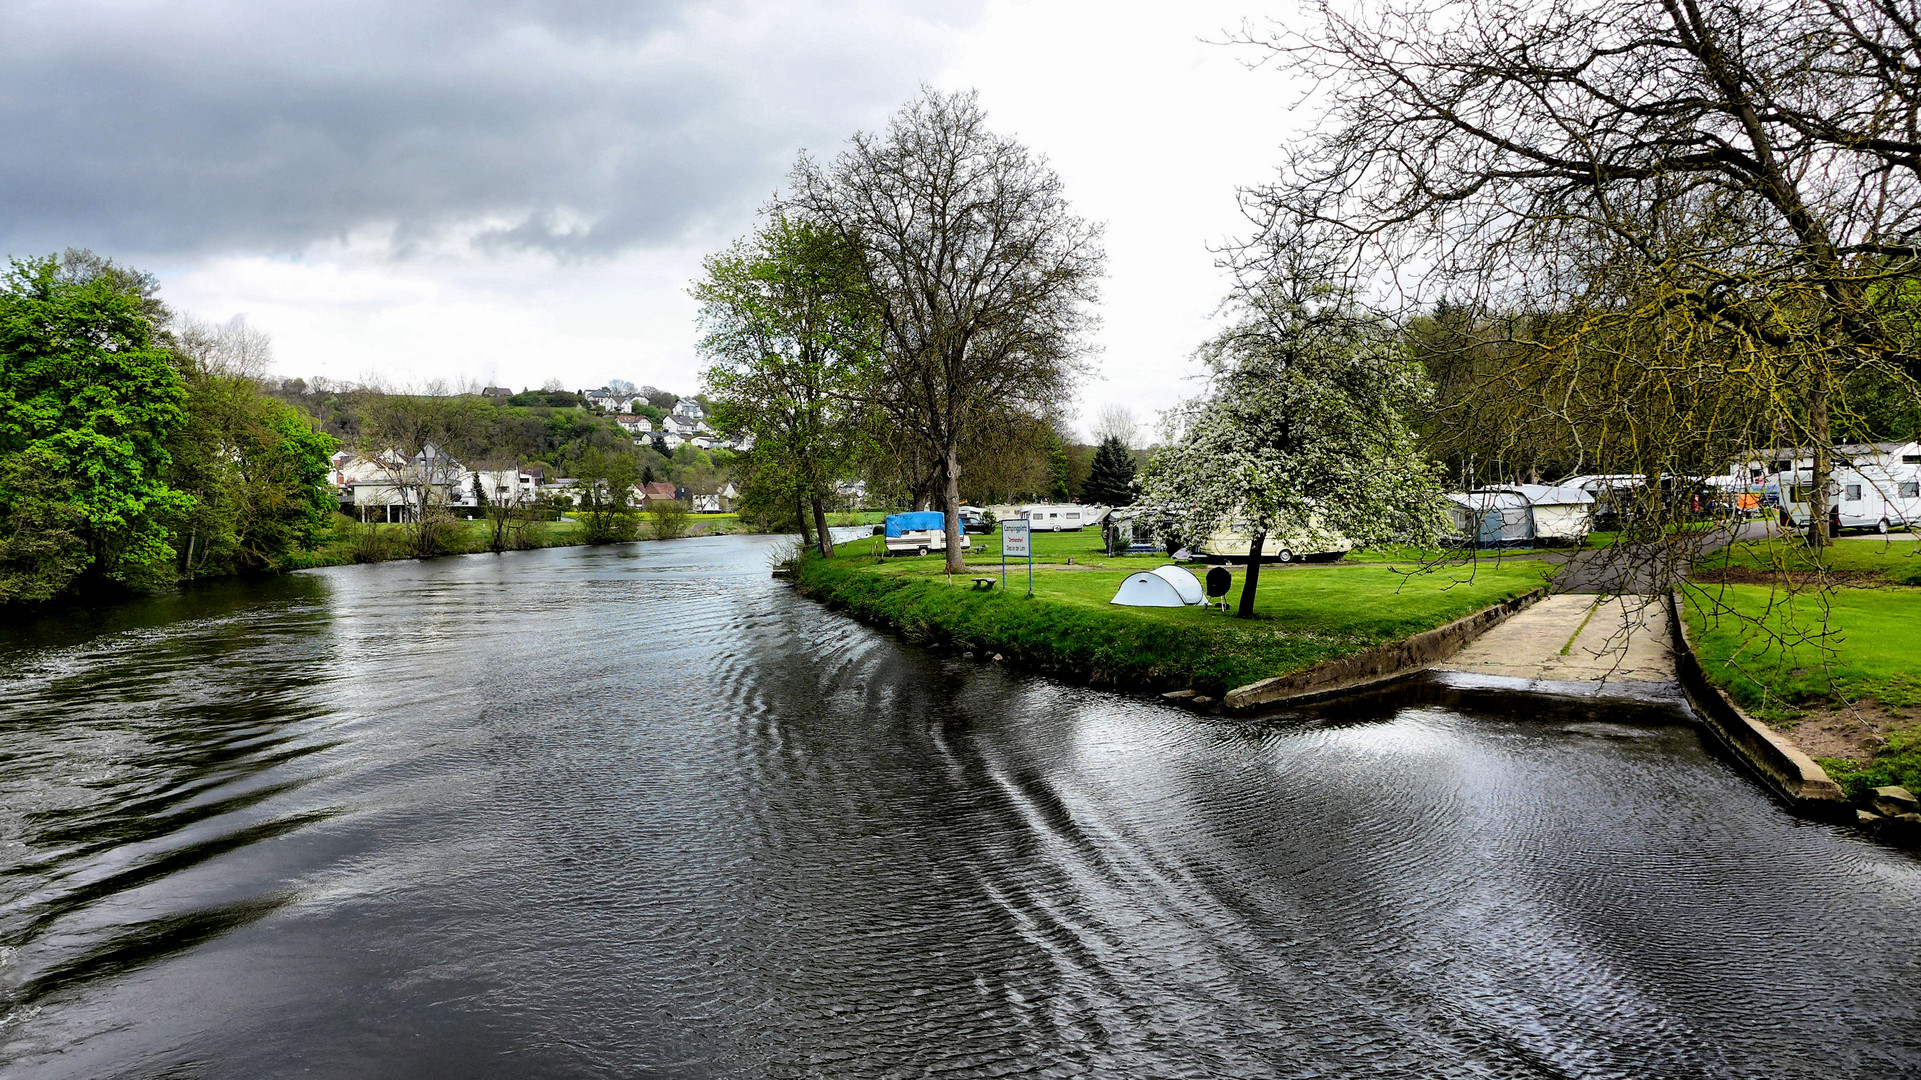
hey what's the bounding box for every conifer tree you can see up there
[1083,435,1136,506]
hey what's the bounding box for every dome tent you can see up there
[1111,565,1205,607]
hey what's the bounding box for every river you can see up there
[3,534,1918,1078]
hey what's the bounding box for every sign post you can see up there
[1002,518,1032,597]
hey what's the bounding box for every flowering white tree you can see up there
[1145,271,1445,617]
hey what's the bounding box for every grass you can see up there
[798,526,1552,696]
[288,509,758,570]
[1695,534,1921,585]
[1684,535,1921,799]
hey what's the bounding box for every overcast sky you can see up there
[2,0,1309,439]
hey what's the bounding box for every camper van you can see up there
[882,511,974,556]
[1196,525,1353,563]
[1780,465,1921,533]
[1016,504,1097,532]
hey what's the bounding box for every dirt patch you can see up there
[1777,697,1912,764]
[1696,567,1876,587]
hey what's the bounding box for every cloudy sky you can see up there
[2,0,1309,438]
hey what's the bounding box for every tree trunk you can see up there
[796,494,814,549]
[1808,365,1832,549]
[1236,531,1265,619]
[943,443,966,575]
[812,495,834,557]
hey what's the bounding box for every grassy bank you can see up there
[798,528,1551,696]
[1687,536,1921,797]
[284,510,759,570]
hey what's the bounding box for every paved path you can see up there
[1435,594,1674,687]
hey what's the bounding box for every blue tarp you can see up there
[884,511,948,537]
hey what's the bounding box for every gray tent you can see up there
[1445,489,1536,548]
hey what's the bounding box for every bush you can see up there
[649,500,691,540]
[349,520,390,563]
[583,511,641,544]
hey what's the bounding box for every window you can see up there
[1791,485,1814,503]
[1905,455,1921,464]
[1903,483,1920,499]
[1846,484,1863,501]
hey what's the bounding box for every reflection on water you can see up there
[2,536,1918,1078]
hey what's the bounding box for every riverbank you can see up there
[794,530,1553,697]
[280,511,757,570]
[1687,535,1921,801]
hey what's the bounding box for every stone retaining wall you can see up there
[1223,587,1549,713]
[1663,591,1850,818]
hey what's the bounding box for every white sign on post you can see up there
[1001,519,1031,557]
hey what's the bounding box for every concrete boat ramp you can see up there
[1432,594,1676,695]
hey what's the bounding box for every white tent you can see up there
[1111,565,1205,607]
[1510,482,1595,543]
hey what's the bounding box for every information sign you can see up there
[1001,519,1031,557]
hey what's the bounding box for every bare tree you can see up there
[788,88,1105,573]
[1242,0,1921,551]
[1089,403,1141,449]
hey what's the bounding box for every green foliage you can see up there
[1083,435,1136,505]
[0,254,188,600]
[167,362,337,577]
[574,450,642,543]
[648,499,691,540]
[696,213,875,554]
[1047,437,1071,501]
[1820,730,1921,801]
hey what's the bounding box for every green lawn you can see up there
[801,529,1551,696]
[1684,542,1921,797]
[1696,535,1921,585]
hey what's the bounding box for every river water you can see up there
[3,535,1918,1078]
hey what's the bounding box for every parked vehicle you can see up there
[1195,525,1352,563]
[957,505,998,535]
[1015,504,1096,532]
[882,511,974,556]
[1779,465,1921,533]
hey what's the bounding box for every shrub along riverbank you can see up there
[1688,536,1921,798]
[281,511,761,570]
[796,528,1552,696]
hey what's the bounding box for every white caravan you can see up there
[1779,464,1921,533]
[1016,504,1095,532]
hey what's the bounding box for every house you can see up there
[466,468,540,507]
[616,414,652,435]
[639,481,679,507]
[692,493,722,512]
[481,386,513,401]
[672,397,707,420]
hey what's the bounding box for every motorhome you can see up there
[881,511,974,556]
[1779,464,1921,533]
[1015,504,1097,532]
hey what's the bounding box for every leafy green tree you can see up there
[696,214,875,556]
[168,318,336,575]
[574,449,642,543]
[1083,435,1136,506]
[0,254,187,601]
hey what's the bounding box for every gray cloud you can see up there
[0,1,973,259]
